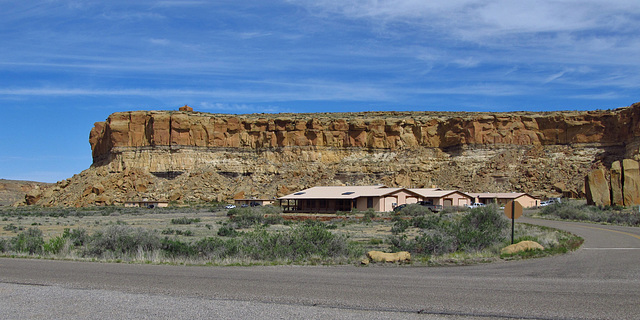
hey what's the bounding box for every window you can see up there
[367,197,374,208]
[342,191,355,195]
[294,192,305,195]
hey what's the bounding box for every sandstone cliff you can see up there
[29,103,640,207]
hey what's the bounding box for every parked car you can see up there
[417,201,443,212]
[393,204,407,212]
[225,204,236,209]
[466,202,485,209]
[539,199,559,207]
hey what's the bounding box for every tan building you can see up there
[234,198,275,207]
[468,193,540,208]
[124,199,169,208]
[410,189,475,207]
[278,185,425,213]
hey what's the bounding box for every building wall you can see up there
[515,195,539,208]
[424,193,473,207]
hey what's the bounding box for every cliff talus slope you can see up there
[31,103,640,207]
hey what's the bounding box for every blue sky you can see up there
[1,0,639,183]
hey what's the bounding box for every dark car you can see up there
[393,204,407,212]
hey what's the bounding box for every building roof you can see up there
[410,189,473,198]
[279,185,407,200]
[468,192,537,199]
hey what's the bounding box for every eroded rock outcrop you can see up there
[27,103,640,207]
[586,159,640,206]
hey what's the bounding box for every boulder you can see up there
[611,161,624,206]
[622,159,640,206]
[24,189,42,205]
[585,167,610,206]
[365,251,411,263]
[179,105,193,112]
[501,240,544,255]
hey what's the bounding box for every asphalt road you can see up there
[1,218,639,319]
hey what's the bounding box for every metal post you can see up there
[511,202,515,244]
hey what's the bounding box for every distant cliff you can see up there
[29,103,640,207]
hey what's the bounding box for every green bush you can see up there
[86,225,161,256]
[194,236,240,258]
[391,219,410,234]
[540,201,640,226]
[171,217,201,225]
[0,238,8,252]
[228,207,282,229]
[240,224,351,261]
[161,238,197,257]
[396,204,432,216]
[44,235,67,254]
[454,205,508,251]
[217,225,239,237]
[413,230,457,255]
[63,228,88,246]
[412,214,442,229]
[362,209,376,222]
[389,205,508,255]
[3,223,19,232]
[11,227,44,254]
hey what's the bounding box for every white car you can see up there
[225,204,236,209]
[466,203,485,209]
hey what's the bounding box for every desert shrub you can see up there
[259,205,283,215]
[193,236,242,259]
[362,209,376,222]
[396,204,431,216]
[86,225,161,256]
[540,201,640,226]
[176,229,193,236]
[0,238,8,252]
[171,217,201,225]
[43,235,67,254]
[10,227,44,254]
[412,214,442,229]
[239,224,351,261]
[217,225,239,237]
[161,238,197,257]
[228,207,282,229]
[454,205,509,251]
[3,223,19,232]
[391,219,410,234]
[389,205,508,255]
[412,230,458,255]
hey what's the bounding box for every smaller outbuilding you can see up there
[468,192,540,208]
[124,199,169,209]
[234,198,275,207]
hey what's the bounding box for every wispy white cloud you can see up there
[198,102,288,114]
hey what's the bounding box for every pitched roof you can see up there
[278,185,405,200]
[468,192,537,199]
[410,189,473,198]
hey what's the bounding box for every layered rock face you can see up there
[586,159,640,206]
[31,103,640,207]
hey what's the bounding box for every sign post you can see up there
[504,200,523,244]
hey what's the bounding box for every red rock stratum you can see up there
[27,103,640,207]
